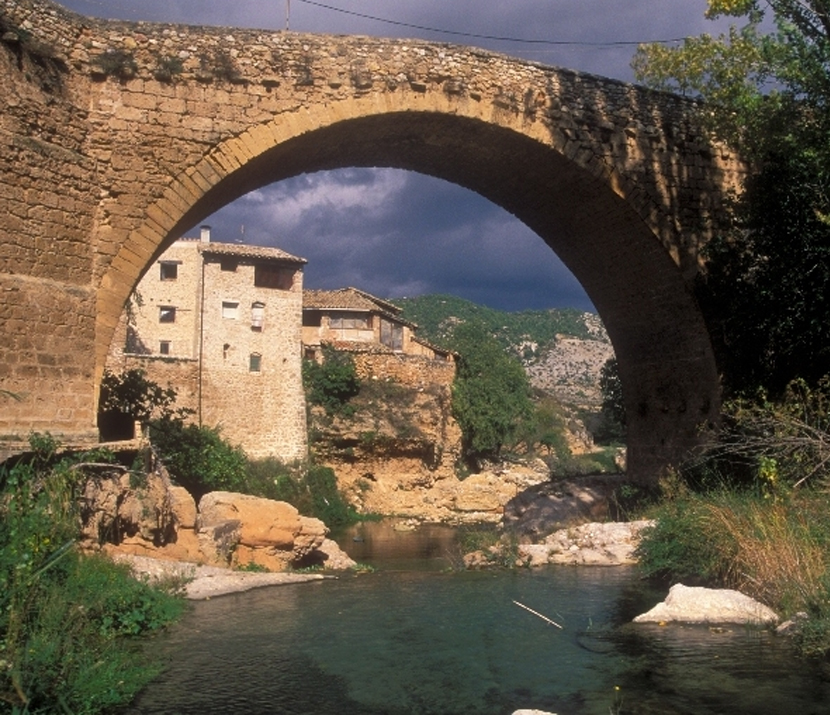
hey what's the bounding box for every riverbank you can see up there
[110,553,333,600]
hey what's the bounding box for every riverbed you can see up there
[125,523,830,715]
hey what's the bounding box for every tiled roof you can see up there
[304,288,380,312]
[303,288,415,327]
[198,241,307,264]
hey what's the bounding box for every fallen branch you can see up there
[513,599,563,629]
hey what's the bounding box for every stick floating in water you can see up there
[512,600,563,629]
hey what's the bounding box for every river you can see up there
[126,521,830,714]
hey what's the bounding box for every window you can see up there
[251,302,265,331]
[220,258,238,272]
[330,312,371,330]
[303,310,322,327]
[159,306,176,323]
[380,319,403,351]
[159,340,170,355]
[159,261,178,280]
[222,301,239,319]
[249,353,262,372]
[254,264,294,290]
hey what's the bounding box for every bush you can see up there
[638,481,830,656]
[243,457,360,528]
[302,346,360,415]
[449,323,533,467]
[0,435,184,712]
[148,419,248,500]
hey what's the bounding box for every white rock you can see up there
[634,583,778,625]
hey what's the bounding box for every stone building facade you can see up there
[106,228,308,461]
[302,287,454,360]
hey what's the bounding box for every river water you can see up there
[127,522,830,715]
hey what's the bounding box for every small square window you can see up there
[159,262,178,280]
[222,301,239,319]
[220,259,238,272]
[249,353,262,372]
[159,306,176,323]
[159,341,171,355]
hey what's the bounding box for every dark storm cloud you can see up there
[192,169,592,312]
[59,0,739,312]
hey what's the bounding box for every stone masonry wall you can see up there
[0,0,747,480]
[353,353,456,389]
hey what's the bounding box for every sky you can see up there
[59,0,741,312]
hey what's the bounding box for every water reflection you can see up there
[126,523,830,715]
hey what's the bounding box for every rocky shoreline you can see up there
[109,552,333,600]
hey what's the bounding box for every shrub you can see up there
[92,49,137,79]
[302,345,360,415]
[244,457,360,528]
[0,435,183,712]
[148,419,248,500]
[638,483,830,656]
[98,368,192,440]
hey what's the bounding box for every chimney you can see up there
[200,225,211,243]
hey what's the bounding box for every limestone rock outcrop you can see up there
[198,491,328,571]
[634,584,779,626]
[502,475,627,540]
[79,452,349,571]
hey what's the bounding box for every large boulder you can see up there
[634,583,779,626]
[503,474,626,540]
[79,455,203,562]
[198,491,328,569]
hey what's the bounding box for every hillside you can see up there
[394,295,614,408]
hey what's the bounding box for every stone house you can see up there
[105,227,308,461]
[302,287,454,361]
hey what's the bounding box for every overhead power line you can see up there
[295,0,687,46]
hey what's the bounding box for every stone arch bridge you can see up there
[0,0,744,481]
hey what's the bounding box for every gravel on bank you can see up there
[110,553,332,600]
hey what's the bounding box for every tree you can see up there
[449,322,533,467]
[98,368,193,440]
[302,345,360,415]
[633,0,830,396]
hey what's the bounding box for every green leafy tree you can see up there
[148,419,248,500]
[98,368,193,440]
[302,345,360,415]
[633,0,830,396]
[449,322,533,467]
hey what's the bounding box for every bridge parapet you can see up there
[0,0,745,481]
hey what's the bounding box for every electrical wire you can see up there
[63,0,688,47]
[295,0,687,46]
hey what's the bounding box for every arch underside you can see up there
[119,112,721,481]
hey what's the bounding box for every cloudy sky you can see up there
[61,0,739,312]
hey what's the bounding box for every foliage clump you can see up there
[148,418,248,501]
[0,434,183,712]
[302,345,360,416]
[449,322,534,468]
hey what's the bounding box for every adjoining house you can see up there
[302,287,454,360]
[105,227,308,461]
[302,286,456,386]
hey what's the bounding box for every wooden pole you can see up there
[512,600,563,629]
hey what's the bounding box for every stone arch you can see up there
[98,91,720,482]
